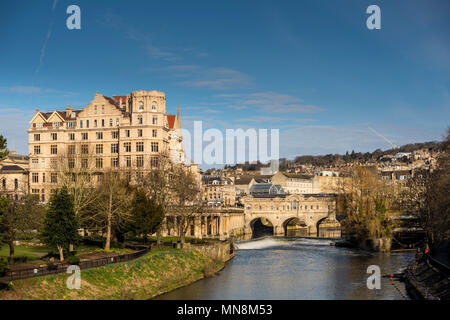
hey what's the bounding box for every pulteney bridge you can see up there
[159,193,341,239]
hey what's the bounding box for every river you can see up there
[155,237,415,300]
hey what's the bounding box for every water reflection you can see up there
[155,237,414,300]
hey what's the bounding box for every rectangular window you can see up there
[124,156,131,167]
[101,105,105,114]
[116,118,119,127]
[51,133,58,140]
[102,119,105,127]
[53,122,60,128]
[68,145,76,155]
[32,158,38,169]
[125,130,130,138]
[109,118,113,127]
[96,132,103,139]
[96,158,103,168]
[34,134,40,141]
[136,155,144,168]
[42,173,45,183]
[68,158,75,169]
[138,129,143,137]
[94,105,97,114]
[50,145,58,155]
[69,133,75,141]
[80,120,83,128]
[81,144,89,154]
[94,120,98,127]
[152,116,158,125]
[150,157,158,168]
[124,142,131,152]
[112,131,119,139]
[96,144,103,154]
[138,116,143,124]
[111,143,119,153]
[152,129,157,138]
[81,158,88,169]
[111,157,119,168]
[151,142,159,152]
[136,142,144,152]
[51,173,58,183]
[82,132,88,140]
[32,173,39,183]
[86,120,89,128]
[34,145,41,154]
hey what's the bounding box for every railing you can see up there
[427,253,450,276]
[0,246,150,282]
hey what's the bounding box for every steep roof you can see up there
[167,114,176,129]
[0,165,26,172]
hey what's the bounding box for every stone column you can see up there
[194,216,202,239]
[219,214,225,240]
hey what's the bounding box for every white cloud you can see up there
[216,91,322,113]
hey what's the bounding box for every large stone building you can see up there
[28,90,191,202]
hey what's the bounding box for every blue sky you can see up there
[0,0,449,164]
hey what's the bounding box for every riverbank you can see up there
[0,248,224,300]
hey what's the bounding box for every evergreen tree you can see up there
[129,190,165,243]
[0,135,8,160]
[41,187,79,261]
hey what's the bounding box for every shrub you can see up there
[66,255,80,265]
[0,257,10,277]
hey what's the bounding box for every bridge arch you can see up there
[316,217,342,238]
[248,217,275,238]
[282,217,308,236]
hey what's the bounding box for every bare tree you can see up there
[138,152,174,245]
[54,143,99,222]
[169,164,204,244]
[336,166,394,241]
[87,169,134,250]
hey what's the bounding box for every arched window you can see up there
[138,101,144,111]
[292,200,298,209]
[152,101,157,111]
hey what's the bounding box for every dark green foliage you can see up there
[129,190,165,243]
[66,254,80,265]
[0,135,8,160]
[0,256,9,276]
[40,187,79,257]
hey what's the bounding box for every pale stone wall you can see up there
[28,90,185,202]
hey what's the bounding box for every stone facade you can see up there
[241,193,340,237]
[0,151,29,200]
[27,90,190,202]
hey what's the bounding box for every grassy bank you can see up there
[0,248,223,300]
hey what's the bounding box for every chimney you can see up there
[35,108,39,114]
[66,105,72,117]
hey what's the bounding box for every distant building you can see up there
[202,175,235,207]
[271,171,313,194]
[250,183,285,197]
[0,151,29,200]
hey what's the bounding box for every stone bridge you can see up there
[241,194,341,238]
[159,193,341,240]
